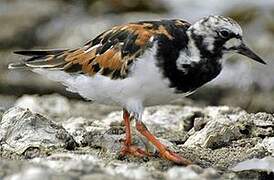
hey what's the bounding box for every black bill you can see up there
[237,43,266,64]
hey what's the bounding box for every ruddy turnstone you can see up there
[9,15,266,165]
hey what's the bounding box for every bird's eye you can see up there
[219,30,230,38]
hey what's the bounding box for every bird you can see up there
[9,15,266,165]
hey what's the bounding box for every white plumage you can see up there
[33,44,181,118]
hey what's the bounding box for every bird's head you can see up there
[187,15,266,64]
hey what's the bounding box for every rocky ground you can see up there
[0,94,274,180]
[1,0,274,114]
[1,0,274,180]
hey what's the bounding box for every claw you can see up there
[160,149,192,165]
[120,144,151,158]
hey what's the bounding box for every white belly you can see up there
[33,45,182,113]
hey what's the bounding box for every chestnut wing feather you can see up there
[63,22,173,79]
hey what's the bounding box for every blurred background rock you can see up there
[1,0,274,112]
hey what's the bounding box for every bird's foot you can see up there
[120,144,151,158]
[135,120,192,165]
[158,148,192,165]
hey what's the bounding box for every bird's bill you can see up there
[237,43,266,64]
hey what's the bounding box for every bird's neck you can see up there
[185,30,224,64]
[155,27,223,93]
[174,43,223,93]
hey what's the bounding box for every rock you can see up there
[107,163,152,180]
[0,106,6,119]
[0,95,17,110]
[1,163,77,180]
[0,160,28,179]
[183,107,274,149]
[183,106,247,148]
[247,112,274,127]
[257,137,274,154]
[1,0,274,106]
[62,117,89,145]
[2,94,274,179]
[81,174,128,180]
[166,165,219,180]
[0,107,77,156]
[31,152,150,179]
[166,167,200,180]
[81,130,124,154]
[4,167,53,180]
[237,112,274,141]
[232,156,274,172]
[32,153,104,175]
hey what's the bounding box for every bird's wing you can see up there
[9,19,190,79]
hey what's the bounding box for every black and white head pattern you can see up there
[188,15,243,59]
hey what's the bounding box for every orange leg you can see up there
[136,120,192,165]
[120,109,150,157]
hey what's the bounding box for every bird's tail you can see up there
[8,49,70,70]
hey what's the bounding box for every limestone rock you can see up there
[1,94,274,179]
[257,137,274,154]
[232,156,274,172]
[183,106,244,148]
[0,107,77,155]
[184,107,274,149]
[166,165,219,180]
